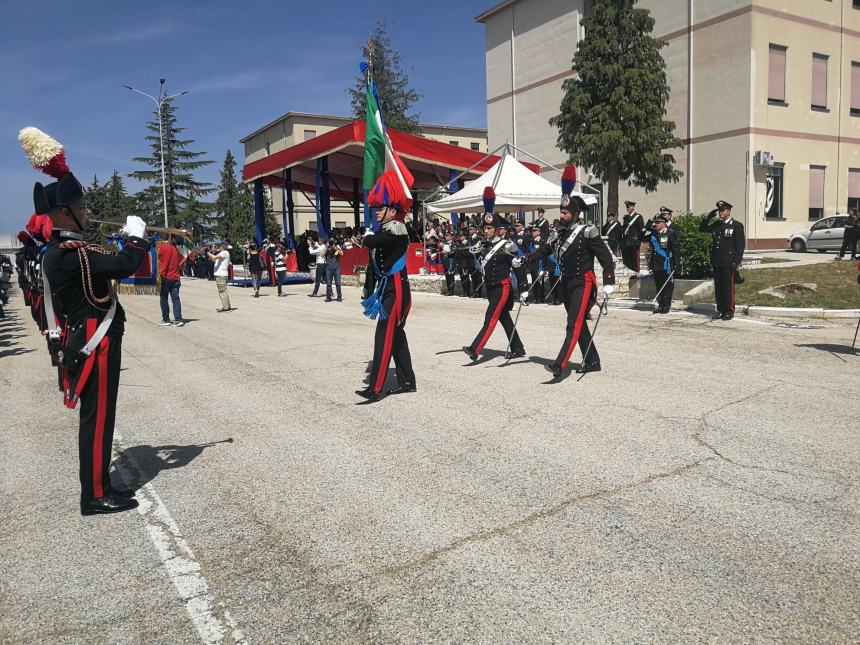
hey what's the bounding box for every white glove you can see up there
[519,292,530,304]
[602,284,615,296]
[511,256,523,268]
[120,215,146,239]
[362,229,374,238]
[504,241,518,254]
[442,244,451,253]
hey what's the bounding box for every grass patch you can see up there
[759,256,797,264]
[701,262,860,308]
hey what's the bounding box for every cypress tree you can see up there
[349,21,422,134]
[549,0,683,215]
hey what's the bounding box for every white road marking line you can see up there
[114,437,245,644]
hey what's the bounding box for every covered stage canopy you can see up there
[243,119,538,190]
[426,152,597,214]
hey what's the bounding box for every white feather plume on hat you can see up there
[18,126,69,178]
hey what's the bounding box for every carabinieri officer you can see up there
[462,188,526,361]
[356,170,416,402]
[538,166,615,378]
[699,200,745,320]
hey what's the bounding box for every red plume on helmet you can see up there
[18,127,70,179]
[482,186,496,213]
[561,165,577,196]
[368,170,413,220]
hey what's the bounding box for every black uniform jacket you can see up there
[477,238,516,287]
[622,212,644,246]
[536,224,616,285]
[699,213,745,268]
[362,223,410,296]
[42,231,151,335]
[602,220,622,248]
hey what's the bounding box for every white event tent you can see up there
[425,152,597,214]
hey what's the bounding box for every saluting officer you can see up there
[621,200,644,273]
[537,167,615,378]
[700,200,745,320]
[462,189,526,361]
[602,211,622,256]
[648,214,679,314]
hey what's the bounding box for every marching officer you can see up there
[700,200,745,320]
[357,170,416,402]
[621,200,644,273]
[462,189,526,361]
[602,211,622,255]
[648,215,679,314]
[537,167,615,378]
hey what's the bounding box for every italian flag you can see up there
[362,73,414,196]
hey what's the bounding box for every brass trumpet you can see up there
[92,219,193,241]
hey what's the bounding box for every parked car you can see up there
[787,215,848,252]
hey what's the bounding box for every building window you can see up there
[307,221,318,232]
[768,44,787,105]
[852,63,860,116]
[470,142,480,151]
[765,165,784,220]
[808,165,825,221]
[334,221,347,229]
[848,169,860,212]
[304,130,317,141]
[855,0,860,8]
[811,54,828,110]
[449,140,459,146]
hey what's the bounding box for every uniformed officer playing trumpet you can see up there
[20,126,151,515]
[537,167,615,377]
[462,188,526,361]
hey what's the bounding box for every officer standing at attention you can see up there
[648,214,679,314]
[621,200,644,274]
[700,200,745,320]
[537,167,615,378]
[20,126,151,515]
[602,211,622,256]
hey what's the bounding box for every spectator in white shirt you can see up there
[207,242,232,312]
[307,235,327,297]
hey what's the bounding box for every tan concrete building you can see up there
[478,0,860,248]
[241,112,488,234]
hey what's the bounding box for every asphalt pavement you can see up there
[1,278,858,644]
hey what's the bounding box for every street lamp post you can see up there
[124,79,188,229]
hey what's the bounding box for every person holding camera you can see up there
[207,241,233,312]
[307,235,326,297]
[700,200,745,320]
[324,239,343,302]
[245,242,263,297]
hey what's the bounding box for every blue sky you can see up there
[0,0,491,235]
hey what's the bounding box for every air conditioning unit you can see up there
[753,151,774,167]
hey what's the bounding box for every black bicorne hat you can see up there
[33,172,83,214]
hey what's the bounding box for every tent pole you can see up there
[423,141,511,205]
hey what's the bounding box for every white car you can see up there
[788,215,848,252]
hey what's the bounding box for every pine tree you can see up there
[212,150,267,244]
[129,96,215,226]
[102,171,132,221]
[83,175,106,245]
[549,0,683,215]
[349,21,422,134]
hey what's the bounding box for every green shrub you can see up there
[675,213,712,279]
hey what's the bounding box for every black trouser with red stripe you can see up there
[78,330,123,500]
[469,279,524,356]
[369,274,415,395]
[713,267,735,315]
[653,268,674,310]
[555,273,598,369]
[622,243,640,273]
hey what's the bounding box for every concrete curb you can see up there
[687,302,860,319]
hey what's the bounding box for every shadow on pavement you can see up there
[114,438,234,490]
[795,343,858,361]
